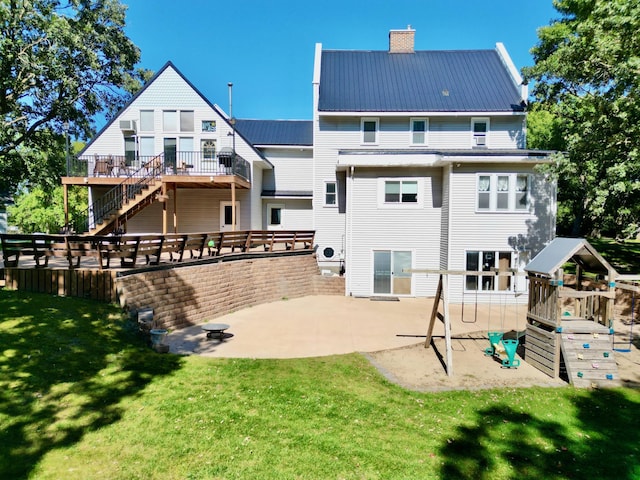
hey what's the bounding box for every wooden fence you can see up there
[4,268,118,302]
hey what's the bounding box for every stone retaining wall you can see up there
[116,252,344,330]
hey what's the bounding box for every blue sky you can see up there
[123,0,559,121]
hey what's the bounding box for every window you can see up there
[476,173,530,212]
[410,118,428,145]
[140,110,154,132]
[267,204,284,229]
[124,137,136,166]
[361,118,378,144]
[515,174,528,210]
[465,250,513,292]
[325,181,337,206]
[163,110,177,131]
[139,137,154,158]
[201,139,216,160]
[384,180,418,204]
[472,118,489,147]
[202,120,216,132]
[180,111,194,132]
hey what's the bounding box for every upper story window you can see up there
[139,110,154,132]
[361,118,379,144]
[477,173,530,212]
[180,111,194,132]
[202,120,216,132]
[472,118,489,147]
[324,181,337,206]
[410,118,428,145]
[162,110,194,132]
[381,179,420,206]
[163,110,177,131]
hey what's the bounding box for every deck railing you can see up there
[1,230,316,270]
[70,154,165,233]
[68,150,251,182]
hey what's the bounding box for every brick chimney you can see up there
[389,25,415,53]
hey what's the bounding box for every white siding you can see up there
[262,199,312,230]
[125,189,251,233]
[346,167,442,297]
[446,163,555,303]
[81,64,267,235]
[261,148,313,192]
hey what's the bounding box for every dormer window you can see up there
[472,118,489,147]
[361,118,379,144]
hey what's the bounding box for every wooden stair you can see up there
[559,319,621,388]
[89,180,163,235]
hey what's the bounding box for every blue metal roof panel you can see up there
[235,119,313,146]
[319,50,524,112]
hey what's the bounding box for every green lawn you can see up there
[588,237,640,274]
[1,289,639,479]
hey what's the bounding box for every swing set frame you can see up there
[405,267,526,376]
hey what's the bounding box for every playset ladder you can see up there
[559,321,622,388]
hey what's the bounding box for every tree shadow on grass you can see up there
[439,388,640,479]
[0,290,183,479]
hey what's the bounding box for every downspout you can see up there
[446,163,453,300]
[346,165,354,296]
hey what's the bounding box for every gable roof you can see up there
[235,120,313,146]
[79,61,272,167]
[524,237,617,278]
[318,49,524,113]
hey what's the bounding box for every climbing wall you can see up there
[559,320,621,388]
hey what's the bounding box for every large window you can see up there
[477,173,530,212]
[384,180,418,204]
[324,181,337,206]
[180,111,194,132]
[465,250,513,292]
[163,110,177,131]
[410,118,428,145]
[139,110,154,132]
[361,118,379,144]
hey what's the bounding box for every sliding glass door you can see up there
[373,250,412,295]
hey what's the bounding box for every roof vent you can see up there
[389,25,415,54]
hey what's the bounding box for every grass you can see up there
[1,290,639,479]
[588,237,640,274]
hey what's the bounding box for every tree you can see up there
[523,0,640,238]
[0,0,147,193]
[8,185,87,233]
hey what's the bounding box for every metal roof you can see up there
[318,49,524,112]
[524,237,617,278]
[235,120,313,146]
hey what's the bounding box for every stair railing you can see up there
[69,154,165,234]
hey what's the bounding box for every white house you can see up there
[311,28,555,302]
[64,27,555,303]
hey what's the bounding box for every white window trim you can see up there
[410,117,429,146]
[361,117,379,145]
[463,249,516,293]
[371,248,415,297]
[324,180,337,207]
[139,110,154,132]
[476,173,530,213]
[378,178,423,209]
[266,203,284,229]
[471,117,490,148]
[220,201,240,231]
